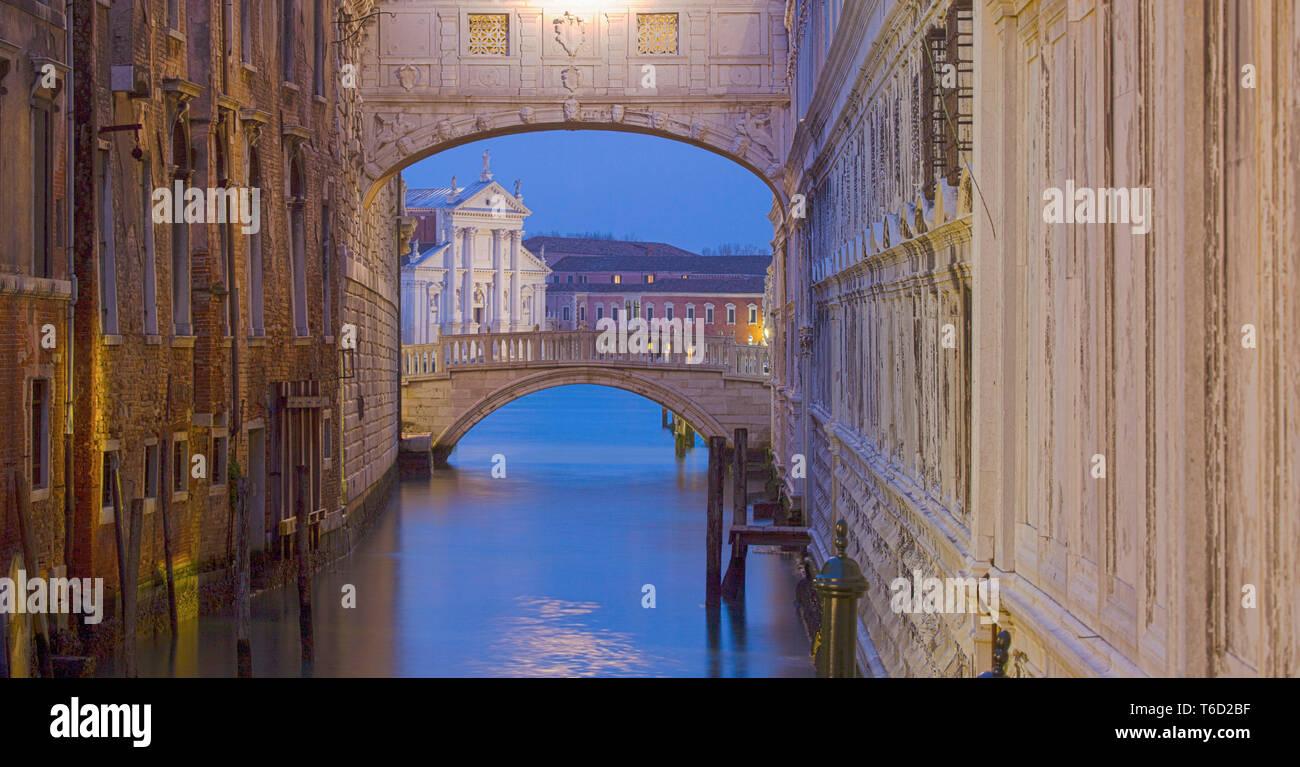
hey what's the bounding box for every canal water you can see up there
[118,385,815,677]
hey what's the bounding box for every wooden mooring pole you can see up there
[235,477,252,677]
[11,469,53,678]
[295,465,314,672]
[108,455,138,677]
[706,436,725,607]
[159,374,178,638]
[732,428,747,527]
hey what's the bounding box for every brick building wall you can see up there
[66,0,398,640]
[1,0,73,659]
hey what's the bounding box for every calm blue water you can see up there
[121,385,814,677]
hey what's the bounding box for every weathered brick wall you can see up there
[68,0,394,641]
[1,0,72,585]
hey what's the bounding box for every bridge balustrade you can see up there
[400,330,770,381]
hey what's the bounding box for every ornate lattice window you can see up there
[636,13,678,55]
[467,13,509,55]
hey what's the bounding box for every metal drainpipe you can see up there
[63,0,77,579]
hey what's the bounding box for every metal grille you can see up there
[467,13,509,55]
[927,0,973,187]
[636,13,679,55]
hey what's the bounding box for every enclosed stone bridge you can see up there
[401,330,772,461]
[354,0,791,206]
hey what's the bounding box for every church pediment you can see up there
[457,181,531,217]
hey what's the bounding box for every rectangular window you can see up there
[313,0,325,96]
[645,305,654,321]
[579,305,585,322]
[101,451,118,511]
[144,443,159,499]
[33,107,53,278]
[687,305,695,321]
[173,440,188,493]
[749,305,758,324]
[596,305,603,321]
[727,306,736,325]
[467,13,509,55]
[98,150,119,334]
[636,13,679,55]
[645,274,654,283]
[212,436,228,486]
[562,306,570,321]
[142,161,158,334]
[612,274,621,284]
[168,0,180,31]
[291,200,308,336]
[241,0,253,62]
[566,275,573,283]
[282,0,295,81]
[323,413,332,461]
[706,306,714,324]
[30,379,50,491]
[321,202,332,335]
[666,305,674,321]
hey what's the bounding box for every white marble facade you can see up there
[401,153,551,343]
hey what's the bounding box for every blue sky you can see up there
[399,131,774,254]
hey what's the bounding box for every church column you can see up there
[462,227,477,331]
[448,228,462,332]
[492,229,506,331]
[510,230,523,332]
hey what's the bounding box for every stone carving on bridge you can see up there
[610,104,625,123]
[553,11,587,92]
[735,110,778,164]
[395,64,421,92]
[562,98,580,122]
[519,106,536,124]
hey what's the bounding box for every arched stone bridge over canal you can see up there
[400,330,772,462]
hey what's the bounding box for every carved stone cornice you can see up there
[239,108,271,145]
[29,56,69,107]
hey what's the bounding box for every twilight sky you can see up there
[399,130,774,255]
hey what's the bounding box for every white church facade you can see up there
[400,152,551,344]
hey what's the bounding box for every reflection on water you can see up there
[115,385,815,677]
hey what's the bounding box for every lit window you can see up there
[613,274,621,284]
[468,13,509,55]
[636,12,679,55]
[144,443,159,499]
[173,440,189,493]
[102,452,118,512]
[212,436,228,486]
[645,274,654,283]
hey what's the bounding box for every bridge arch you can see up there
[432,366,729,457]
[361,114,787,210]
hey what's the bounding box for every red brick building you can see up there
[535,237,770,344]
[62,0,403,642]
[0,0,74,650]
